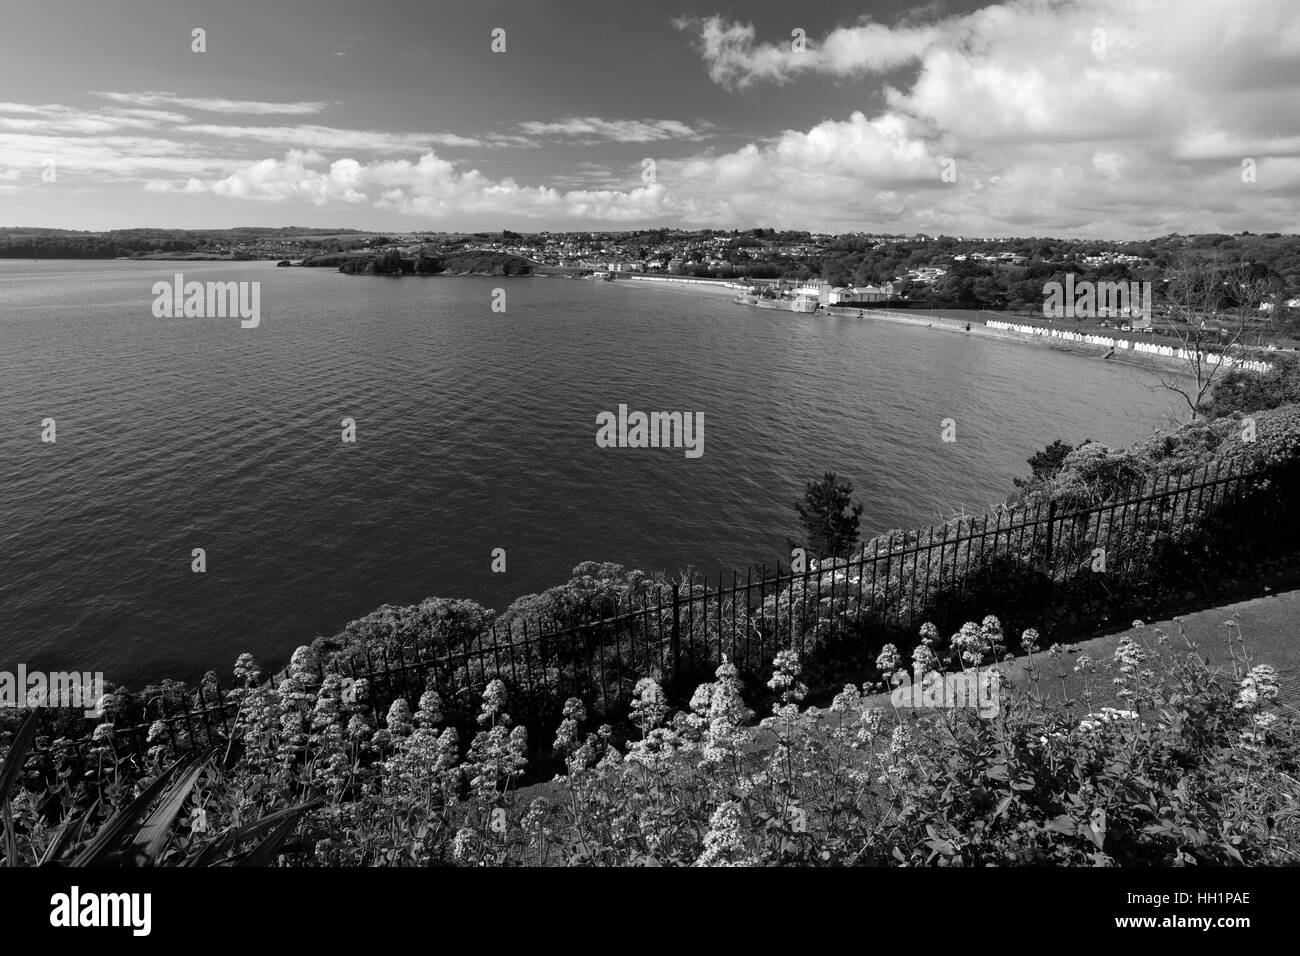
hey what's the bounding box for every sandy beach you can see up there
[617,279,1205,375]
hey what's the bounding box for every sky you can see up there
[1,0,1298,237]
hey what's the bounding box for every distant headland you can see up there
[304,249,533,277]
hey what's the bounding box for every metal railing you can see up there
[18,454,1264,758]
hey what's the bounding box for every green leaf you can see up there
[1045,815,1077,836]
[2,803,16,867]
[68,753,194,867]
[1087,820,1106,849]
[236,800,322,867]
[131,752,212,864]
[0,709,41,817]
[993,795,1014,820]
[194,801,317,867]
[38,821,81,867]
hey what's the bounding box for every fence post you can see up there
[670,583,681,679]
[1043,499,1057,577]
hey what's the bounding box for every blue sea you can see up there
[0,261,1184,684]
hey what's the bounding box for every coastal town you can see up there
[5,227,1300,327]
[332,229,1300,341]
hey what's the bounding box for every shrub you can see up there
[794,471,864,558]
[1203,352,1300,419]
[311,597,492,662]
[7,616,1294,866]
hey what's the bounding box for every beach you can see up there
[617,282,1210,376]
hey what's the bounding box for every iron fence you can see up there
[15,453,1268,759]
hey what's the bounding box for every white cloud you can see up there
[674,14,945,89]
[662,0,1300,234]
[152,149,703,221]
[93,91,331,115]
[144,177,210,194]
[516,117,706,143]
[0,103,187,135]
[8,1,1300,237]
[178,123,486,151]
[0,130,242,180]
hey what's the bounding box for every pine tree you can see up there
[795,472,864,558]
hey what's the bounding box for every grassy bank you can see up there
[2,614,1296,866]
